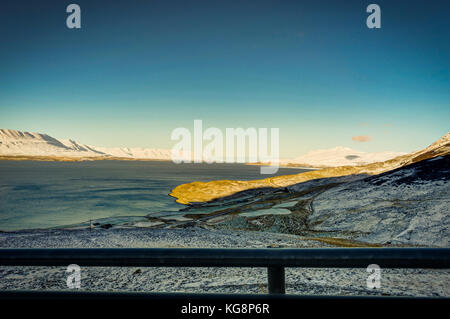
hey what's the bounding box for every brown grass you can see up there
[304,237,383,248]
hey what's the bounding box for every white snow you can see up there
[286,146,406,167]
[0,129,171,160]
[307,164,450,247]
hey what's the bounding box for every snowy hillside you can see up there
[287,146,406,167]
[307,155,450,247]
[0,129,105,157]
[0,129,171,160]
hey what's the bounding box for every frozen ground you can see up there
[0,227,448,297]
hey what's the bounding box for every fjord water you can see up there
[0,160,305,231]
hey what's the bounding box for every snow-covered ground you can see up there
[0,227,448,296]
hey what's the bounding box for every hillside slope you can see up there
[0,129,105,157]
[307,155,449,246]
[170,133,450,204]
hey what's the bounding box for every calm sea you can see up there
[0,160,305,231]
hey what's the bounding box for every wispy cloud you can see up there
[352,135,372,142]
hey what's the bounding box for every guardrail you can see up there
[0,248,449,295]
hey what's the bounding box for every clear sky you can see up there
[0,0,448,158]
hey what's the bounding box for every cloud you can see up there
[352,135,372,142]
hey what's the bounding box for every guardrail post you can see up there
[267,266,285,294]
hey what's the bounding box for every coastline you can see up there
[246,162,322,170]
[0,155,173,162]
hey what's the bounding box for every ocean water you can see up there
[0,160,306,231]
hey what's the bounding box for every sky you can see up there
[0,0,449,158]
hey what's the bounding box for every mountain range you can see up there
[0,129,171,160]
[1,128,405,166]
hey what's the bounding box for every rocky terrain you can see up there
[305,155,449,247]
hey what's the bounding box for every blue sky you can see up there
[0,0,448,158]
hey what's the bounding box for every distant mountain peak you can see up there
[330,146,354,151]
[290,145,406,168]
[0,129,171,160]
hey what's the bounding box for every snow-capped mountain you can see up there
[0,129,104,157]
[94,146,172,160]
[287,146,406,167]
[0,129,171,160]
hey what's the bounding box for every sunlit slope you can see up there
[170,133,449,204]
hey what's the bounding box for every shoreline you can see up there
[0,155,173,162]
[0,160,304,232]
[246,162,322,170]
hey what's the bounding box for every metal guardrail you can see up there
[0,248,449,295]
